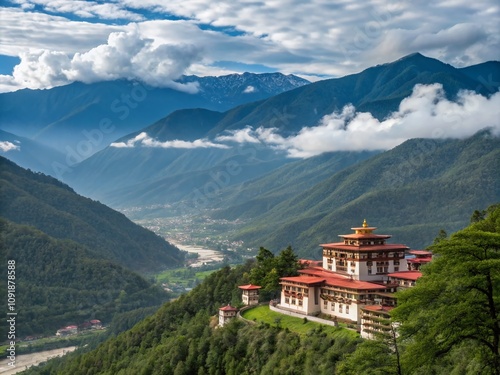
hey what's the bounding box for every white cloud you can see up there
[215,84,500,158]
[216,126,261,144]
[0,29,203,92]
[0,8,122,55]
[0,140,20,152]
[1,0,499,91]
[110,132,229,149]
[243,85,256,93]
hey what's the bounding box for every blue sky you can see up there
[0,0,499,93]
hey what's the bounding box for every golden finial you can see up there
[363,219,368,228]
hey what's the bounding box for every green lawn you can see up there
[154,267,219,287]
[241,305,359,339]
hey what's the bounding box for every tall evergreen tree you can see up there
[392,205,500,374]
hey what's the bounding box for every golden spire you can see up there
[363,219,368,228]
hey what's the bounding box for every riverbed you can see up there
[169,240,224,267]
[0,346,77,374]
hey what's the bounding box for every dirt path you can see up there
[0,346,77,374]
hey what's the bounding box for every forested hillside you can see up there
[23,259,361,375]
[229,131,500,254]
[23,206,500,374]
[0,219,166,336]
[0,156,184,273]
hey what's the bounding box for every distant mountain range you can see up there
[62,53,499,210]
[0,72,308,173]
[1,53,499,256]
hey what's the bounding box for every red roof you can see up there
[280,276,325,285]
[320,243,409,252]
[388,271,422,281]
[324,278,387,290]
[285,269,387,290]
[238,284,261,290]
[299,259,322,267]
[219,304,238,311]
[408,250,432,256]
[407,257,432,263]
[339,233,391,239]
[90,319,101,324]
[362,305,394,312]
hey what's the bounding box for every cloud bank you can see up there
[0,29,202,92]
[1,1,499,92]
[110,132,229,149]
[216,84,500,157]
[108,84,499,157]
[0,141,20,152]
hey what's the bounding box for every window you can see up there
[298,300,303,307]
[285,297,289,304]
[368,268,372,275]
[331,303,335,311]
[291,299,296,305]
[324,300,328,308]
[346,306,349,314]
[339,304,343,313]
[394,267,399,272]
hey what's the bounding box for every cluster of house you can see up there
[55,319,102,337]
[219,220,431,339]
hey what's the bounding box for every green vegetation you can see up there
[0,156,184,273]
[391,204,500,374]
[0,219,168,337]
[230,132,500,256]
[20,207,499,374]
[23,253,362,375]
[242,305,358,339]
[154,266,220,289]
[336,204,500,375]
[249,246,301,299]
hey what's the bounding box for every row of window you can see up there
[284,298,303,306]
[323,300,349,314]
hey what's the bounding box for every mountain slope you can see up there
[65,53,499,210]
[209,150,381,220]
[0,219,166,336]
[0,73,309,155]
[0,156,184,272]
[22,263,360,375]
[0,129,66,176]
[231,132,500,255]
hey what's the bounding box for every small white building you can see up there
[218,304,239,327]
[238,284,261,305]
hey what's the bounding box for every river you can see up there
[168,240,224,267]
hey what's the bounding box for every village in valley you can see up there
[218,220,431,339]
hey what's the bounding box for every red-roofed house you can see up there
[238,284,262,305]
[388,271,422,289]
[407,250,433,270]
[90,319,102,329]
[219,304,239,326]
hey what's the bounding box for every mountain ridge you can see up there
[65,53,499,209]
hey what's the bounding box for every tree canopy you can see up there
[392,205,500,374]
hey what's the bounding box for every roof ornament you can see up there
[363,219,368,228]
